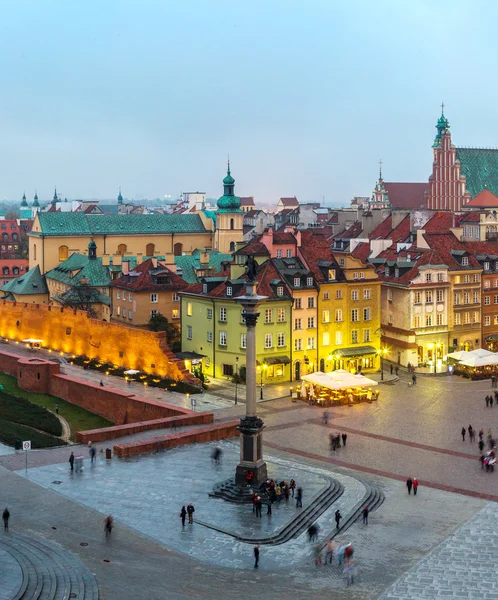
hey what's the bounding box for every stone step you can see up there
[0,532,99,600]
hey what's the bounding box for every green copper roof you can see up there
[46,253,111,287]
[456,148,498,198]
[174,249,232,283]
[54,288,111,306]
[0,265,48,295]
[433,111,450,148]
[33,192,39,207]
[217,162,241,212]
[31,213,209,236]
[21,193,28,207]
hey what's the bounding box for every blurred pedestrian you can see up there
[344,559,357,586]
[100,380,104,387]
[289,479,296,497]
[322,411,329,425]
[461,427,466,442]
[55,403,59,414]
[413,478,419,495]
[296,487,303,508]
[314,543,322,566]
[180,505,187,527]
[187,503,195,524]
[362,506,369,524]
[267,498,272,516]
[325,538,335,564]
[2,507,9,530]
[486,396,490,408]
[255,497,262,518]
[342,433,347,447]
[406,477,413,494]
[479,439,485,452]
[69,452,74,471]
[254,545,260,568]
[104,515,113,537]
[335,509,342,529]
[412,374,416,385]
[491,395,495,408]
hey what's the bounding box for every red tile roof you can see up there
[351,242,371,262]
[422,232,482,269]
[369,216,393,239]
[384,182,427,209]
[423,211,462,232]
[111,258,188,291]
[459,212,483,223]
[272,232,296,244]
[333,220,362,239]
[235,240,270,256]
[239,196,255,206]
[279,197,299,206]
[465,189,498,208]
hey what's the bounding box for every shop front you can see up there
[332,345,378,373]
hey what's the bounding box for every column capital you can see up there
[242,311,260,327]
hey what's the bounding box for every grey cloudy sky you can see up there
[0,0,496,205]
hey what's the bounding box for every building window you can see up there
[294,318,302,330]
[308,297,315,308]
[395,268,400,278]
[322,332,330,346]
[464,275,470,283]
[454,313,461,325]
[123,292,126,301]
[322,310,330,323]
[186,302,193,316]
[363,289,371,300]
[277,308,286,322]
[336,289,342,299]
[388,314,393,324]
[335,309,343,322]
[339,258,345,266]
[461,256,469,266]
[295,298,302,309]
[146,243,155,256]
[207,331,213,342]
[353,272,358,279]
[307,337,315,349]
[436,313,443,325]
[385,267,390,276]
[328,269,336,281]
[414,316,421,328]
[426,315,432,327]
[222,364,234,377]
[351,290,358,301]
[306,277,313,287]
[425,291,433,303]
[286,249,292,258]
[351,309,359,322]
[473,291,479,304]
[277,286,284,296]
[438,272,445,282]
[187,325,192,339]
[58,245,69,262]
[202,283,208,294]
[360,272,365,279]
[351,330,358,344]
[277,333,285,347]
[474,274,479,283]
[116,290,120,300]
[307,317,315,328]
[128,293,132,302]
[363,308,371,321]
[117,244,127,256]
[220,331,227,346]
[173,293,180,302]
[426,273,432,282]
[485,262,490,271]
[485,296,491,305]
[265,334,273,348]
[265,309,273,323]
[172,309,180,319]
[335,331,342,345]
[276,249,282,258]
[454,293,461,305]
[494,295,498,305]
[128,311,132,320]
[436,289,444,302]
[226,286,232,296]
[463,312,470,325]
[294,338,302,351]
[122,308,127,318]
[116,306,121,316]
[485,316,491,326]
[207,308,213,319]
[323,290,330,300]
[220,307,227,322]
[363,329,370,342]
[387,289,393,302]
[151,293,158,303]
[414,291,421,304]
[294,278,301,287]
[241,333,246,348]
[473,311,479,323]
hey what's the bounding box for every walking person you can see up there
[180,505,187,527]
[2,507,9,530]
[255,497,262,518]
[254,544,260,568]
[296,487,303,508]
[187,503,195,524]
[104,515,113,537]
[486,396,490,408]
[289,479,296,498]
[275,484,281,503]
[395,366,399,376]
[491,395,495,408]
[322,411,329,425]
[461,427,466,442]
[325,538,335,564]
[100,380,104,387]
[412,374,416,385]
[406,477,413,495]
[266,498,272,516]
[362,506,369,525]
[69,452,75,471]
[335,509,342,529]
[314,543,322,566]
[468,425,474,442]
[390,364,393,375]
[479,428,484,441]
[342,433,347,447]
[90,446,97,464]
[479,439,485,452]
[55,403,59,415]
[413,478,419,495]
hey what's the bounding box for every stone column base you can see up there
[235,460,268,487]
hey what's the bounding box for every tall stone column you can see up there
[235,281,268,486]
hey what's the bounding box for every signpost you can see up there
[23,440,31,475]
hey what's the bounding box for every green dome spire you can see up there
[33,191,39,207]
[88,239,97,260]
[432,103,450,148]
[117,187,123,205]
[21,191,27,207]
[217,158,241,212]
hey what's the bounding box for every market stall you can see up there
[293,370,379,406]
[447,349,498,379]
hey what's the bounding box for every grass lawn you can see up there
[0,373,113,441]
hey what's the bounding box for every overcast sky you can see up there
[0,0,496,205]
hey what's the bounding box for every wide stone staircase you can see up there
[0,532,98,600]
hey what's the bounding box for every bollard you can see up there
[105,448,112,460]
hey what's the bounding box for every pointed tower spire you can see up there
[227,154,231,177]
[117,186,123,205]
[433,104,450,148]
[33,191,40,207]
[378,159,383,181]
[21,191,27,207]
[52,187,58,204]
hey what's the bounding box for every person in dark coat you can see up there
[2,507,9,530]
[362,506,369,524]
[491,395,495,407]
[69,452,75,471]
[486,396,490,407]
[412,374,416,385]
[187,503,195,524]
[180,506,187,527]
[479,439,485,452]
[461,427,466,442]
[296,487,303,508]
[254,544,260,568]
[255,497,262,518]
[406,477,413,494]
[335,509,342,529]
[342,433,347,447]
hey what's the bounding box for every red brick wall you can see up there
[113,422,239,457]
[17,357,60,394]
[0,349,23,377]
[50,374,192,425]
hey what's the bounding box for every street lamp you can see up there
[257,363,267,399]
[235,356,239,405]
[435,343,441,374]
[377,348,388,380]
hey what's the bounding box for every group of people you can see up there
[484,391,498,407]
[329,432,348,451]
[314,538,357,585]
[461,424,497,472]
[252,478,302,515]
[179,503,195,526]
[406,477,419,495]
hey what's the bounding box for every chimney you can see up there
[122,261,129,275]
[101,254,110,266]
[295,230,302,247]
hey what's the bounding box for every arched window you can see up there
[229,241,235,252]
[2,267,9,275]
[12,233,18,241]
[146,243,155,256]
[58,245,69,261]
[2,233,8,241]
[33,244,37,261]
[174,242,183,256]
[230,218,235,230]
[117,244,127,256]
[13,267,18,275]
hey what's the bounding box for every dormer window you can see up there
[328,269,336,281]
[394,268,399,278]
[485,262,490,271]
[277,286,284,296]
[202,283,207,294]
[385,267,390,276]
[226,286,232,296]
[462,256,469,266]
[294,277,301,287]
[306,277,313,286]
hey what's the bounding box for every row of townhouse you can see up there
[180,229,381,383]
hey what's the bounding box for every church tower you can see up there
[370,160,391,209]
[215,160,244,253]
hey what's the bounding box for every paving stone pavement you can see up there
[0,546,22,600]
[379,501,498,600]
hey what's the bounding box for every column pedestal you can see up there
[234,415,268,486]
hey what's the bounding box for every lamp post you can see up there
[235,356,239,405]
[378,348,387,380]
[434,343,441,374]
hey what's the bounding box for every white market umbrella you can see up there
[309,383,315,398]
[124,369,140,375]
[460,355,498,368]
[300,380,307,399]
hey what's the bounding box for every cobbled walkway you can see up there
[379,501,498,599]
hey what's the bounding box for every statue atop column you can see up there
[245,255,258,282]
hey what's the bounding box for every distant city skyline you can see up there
[0,1,496,206]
